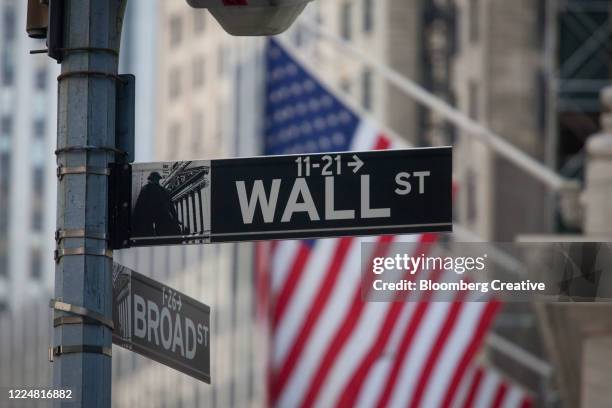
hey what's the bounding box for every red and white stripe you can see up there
[452,365,534,408]
[256,124,531,408]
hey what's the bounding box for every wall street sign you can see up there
[110,147,452,248]
[112,263,211,383]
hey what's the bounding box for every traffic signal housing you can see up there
[26,0,64,62]
[26,0,49,39]
[186,0,313,36]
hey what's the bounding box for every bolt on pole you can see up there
[52,1,126,407]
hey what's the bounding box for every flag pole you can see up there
[293,19,574,192]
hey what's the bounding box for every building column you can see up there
[582,87,612,236]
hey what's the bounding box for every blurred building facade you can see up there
[282,0,557,241]
[156,3,231,162]
[0,1,610,407]
[0,2,265,407]
[283,0,423,145]
[119,0,160,162]
[0,0,58,312]
[453,0,611,240]
[453,0,551,240]
[112,2,265,407]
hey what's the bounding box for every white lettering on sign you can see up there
[236,179,281,224]
[234,175,415,224]
[281,178,320,222]
[132,294,209,361]
[160,307,173,350]
[413,171,431,194]
[394,171,431,195]
[361,175,391,219]
[134,294,146,338]
[185,318,197,359]
[197,323,209,348]
[325,177,355,220]
[147,299,160,345]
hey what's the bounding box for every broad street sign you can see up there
[112,263,211,383]
[110,147,452,248]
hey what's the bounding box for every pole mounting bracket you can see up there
[108,163,132,249]
[49,299,114,330]
[57,70,126,83]
[54,145,128,157]
[54,247,113,263]
[58,47,119,56]
[49,345,112,362]
[56,165,110,180]
[55,229,107,243]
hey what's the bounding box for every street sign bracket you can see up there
[116,74,136,163]
[53,316,109,328]
[49,299,115,330]
[46,0,64,62]
[108,163,132,249]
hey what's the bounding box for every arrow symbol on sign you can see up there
[348,155,364,174]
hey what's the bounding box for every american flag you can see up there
[257,38,533,408]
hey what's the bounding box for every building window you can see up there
[469,0,479,44]
[0,153,10,189]
[293,27,304,47]
[1,116,11,135]
[32,206,43,232]
[30,249,42,279]
[33,118,45,138]
[168,123,181,158]
[0,200,7,234]
[31,166,45,232]
[194,11,206,34]
[33,167,45,193]
[216,102,225,142]
[314,7,323,26]
[0,241,7,277]
[35,67,47,90]
[340,78,352,95]
[363,0,373,33]
[192,111,204,152]
[193,56,205,88]
[2,5,15,42]
[0,153,10,243]
[169,67,181,100]
[2,57,14,86]
[217,47,229,76]
[169,15,182,46]
[341,2,353,41]
[361,69,373,111]
[468,80,479,120]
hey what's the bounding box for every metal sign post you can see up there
[49,1,126,406]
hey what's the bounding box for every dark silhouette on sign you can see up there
[132,172,182,237]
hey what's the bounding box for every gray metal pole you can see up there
[53,1,126,406]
